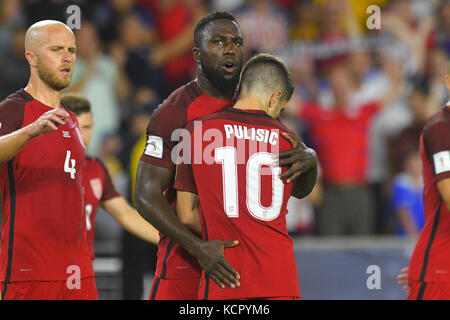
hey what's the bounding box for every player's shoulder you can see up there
[0,89,32,113]
[423,108,450,136]
[153,81,202,116]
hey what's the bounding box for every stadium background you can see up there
[0,0,448,299]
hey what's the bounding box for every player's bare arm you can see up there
[135,161,241,288]
[437,178,450,211]
[0,107,69,165]
[176,190,241,289]
[101,196,160,245]
[275,132,318,199]
[176,191,202,235]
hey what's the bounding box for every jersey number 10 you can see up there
[215,147,284,221]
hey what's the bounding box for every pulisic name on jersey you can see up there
[166,121,281,165]
[223,124,279,146]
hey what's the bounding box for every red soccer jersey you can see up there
[174,108,301,300]
[409,107,450,283]
[139,80,230,280]
[83,156,120,260]
[0,89,94,282]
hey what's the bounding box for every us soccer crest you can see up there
[90,178,103,200]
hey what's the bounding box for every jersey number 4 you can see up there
[64,150,76,179]
[215,147,284,221]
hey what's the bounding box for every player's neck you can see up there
[24,76,62,108]
[195,75,234,101]
[233,95,265,113]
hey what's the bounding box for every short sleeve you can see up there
[97,159,120,201]
[423,121,450,183]
[173,162,197,194]
[139,103,187,170]
[0,99,25,137]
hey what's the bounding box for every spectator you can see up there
[427,0,450,56]
[237,0,288,56]
[116,13,169,106]
[0,27,29,100]
[298,62,402,236]
[68,21,122,156]
[389,86,438,176]
[139,0,207,89]
[0,0,25,57]
[382,0,434,76]
[288,1,319,41]
[391,149,424,239]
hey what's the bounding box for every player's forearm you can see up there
[291,163,318,199]
[178,207,202,236]
[135,190,205,254]
[134,162,205,256]
[116,207,160,245]
[0,126,33,165]
[437,178,450,211]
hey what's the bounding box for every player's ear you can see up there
[25,50,38,68]
[269,91,282,107]
[192,47,201,64]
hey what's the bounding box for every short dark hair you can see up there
[193,11,239,47]
[60,93,91,115]
[238,53,294,102]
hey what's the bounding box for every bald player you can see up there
[0,20,96,299]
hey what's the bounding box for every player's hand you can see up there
[194,239,241,289]
[445,75,450,92]
[26,108,69,138]
[397,267,409,291]
[274,132,318,183]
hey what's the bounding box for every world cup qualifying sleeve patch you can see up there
[145,135,163,159]
[433,150,450,174]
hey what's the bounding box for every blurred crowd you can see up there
[1,0,449,250]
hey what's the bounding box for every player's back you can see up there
[409,107,450,283]
[184,108,300,300]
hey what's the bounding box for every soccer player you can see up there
[135,12,318,300]
[406,75,450,300]
[0,20,95,299]
[174,53,302,299]
[60,93,160,263]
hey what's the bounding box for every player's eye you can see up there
[214,39,223,45]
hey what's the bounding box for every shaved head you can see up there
[25,20,74,53]
[24,20,77,91]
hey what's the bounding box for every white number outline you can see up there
[215,148,284,221]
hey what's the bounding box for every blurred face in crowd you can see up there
[427,49,449,79]
[75,22,99,59]
[405,150,422,180]
[112,0,135,12]
[25,22,76,91]
[195,19,244,94]
[408,90,434,122]
[347,50,372,82]
[328,66,355,107]
[77,112,94,148]
[119,14,147,49]
[440,2,450,31]
[391,0,413,23]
